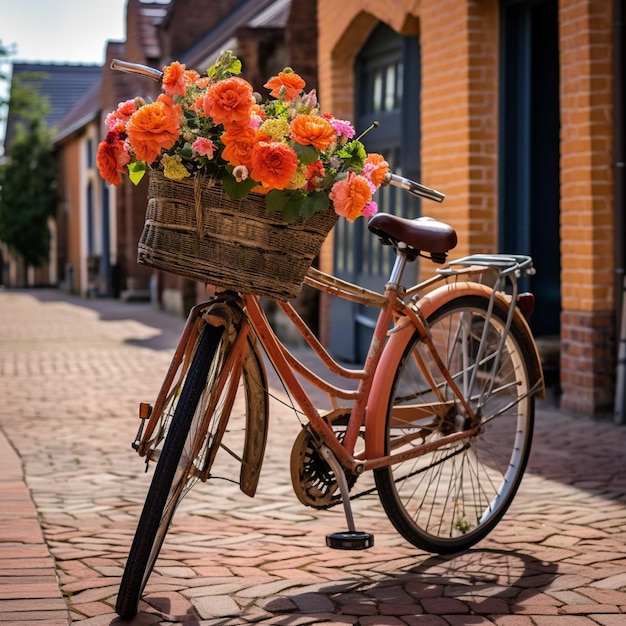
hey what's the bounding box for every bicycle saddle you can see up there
[368,213,457,262]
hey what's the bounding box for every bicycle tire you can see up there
[116,322,225,619]
[374,294,535,554]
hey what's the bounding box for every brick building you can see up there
[315,0,624,418]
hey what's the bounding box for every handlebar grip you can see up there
[110,59,163,82]
[385,173,445,203]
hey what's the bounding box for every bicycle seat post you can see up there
[385,245,410,293]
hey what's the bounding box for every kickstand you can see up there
[318,444,374,550]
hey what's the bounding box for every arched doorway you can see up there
[329,23,421,361]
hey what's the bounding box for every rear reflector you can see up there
[516,292,535,319]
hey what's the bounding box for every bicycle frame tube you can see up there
[243,291,398,474]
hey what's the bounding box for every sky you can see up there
[0,0,128,65]
[0,0,166,147]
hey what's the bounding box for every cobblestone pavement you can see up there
[1,288,626,626]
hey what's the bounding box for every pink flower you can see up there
[249,113,263,129]
[362,201,378,217]
[329,172,372,222]
[329,117,355,139]
[192,137,217,158]
[105,99,138,131]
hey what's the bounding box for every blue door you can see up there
[330,23,421,361]
[500,0,561,338]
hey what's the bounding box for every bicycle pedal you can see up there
[326,531,374,550]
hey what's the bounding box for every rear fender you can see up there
[365,281,544,459]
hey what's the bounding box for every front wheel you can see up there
[374,294,535,554]
[116,321,230,619]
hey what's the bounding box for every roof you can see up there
[131,0,169,61]
[53,81,102,145]
[181,0,291,70]
[4,63,102,149]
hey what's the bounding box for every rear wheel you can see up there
[374,294,535,554]
[116,321,232,619]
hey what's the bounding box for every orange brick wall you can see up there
[317,0,618,416]
[558,0,615,414]
[317,0,499,258]
[420,0,500,254]
[559,0,614,314]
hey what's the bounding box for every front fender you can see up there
[239,335,269,497]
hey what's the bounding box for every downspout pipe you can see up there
[613,0,626,424]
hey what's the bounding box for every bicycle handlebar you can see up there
[110,58,163,81]
[109,60,446,204]
[384,173,445,203]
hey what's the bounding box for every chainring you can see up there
[289,410,358,509]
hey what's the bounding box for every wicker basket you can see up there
[137,170,338,301]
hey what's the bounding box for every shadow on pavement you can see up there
[259,548,558,622]
[26,288,186,352]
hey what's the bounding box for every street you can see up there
[1,289,625,626]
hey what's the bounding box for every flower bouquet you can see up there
[96,51,389,299]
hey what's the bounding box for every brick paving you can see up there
[0,288,625,625]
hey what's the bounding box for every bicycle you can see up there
[110,60,545,620]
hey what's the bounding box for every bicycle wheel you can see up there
[116,321,229,619]
[374,294,535,554]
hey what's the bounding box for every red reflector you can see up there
[139,403,152,419]
[517,292,535,319]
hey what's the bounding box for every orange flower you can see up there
[221,126,258,168]
[96,132,130,186]
[290,115,336,151]
[126,96,181,162]
[305,159,326,191]
[157,93,183,116]
[183,69,201,85]
[202,76,254,127]
[363,153,389,187]
[195,75,210,89]
[329,173,372,222]
[264,70,305,102]
[251,103,266,121]
[249,141,299,190]
[162,61,186,97]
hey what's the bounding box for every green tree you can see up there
[0,118,57,266]
[0,40,57,268]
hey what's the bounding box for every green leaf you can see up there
[227,58,242,75]
[128,161,147,185]
[292,143,319,166]
[299,191,329,218]
[221,173,258,199]
[265,189,305,223]
[336,140,367,170]
[208,50,242,80]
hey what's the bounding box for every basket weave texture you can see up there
[138,170,338,300]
